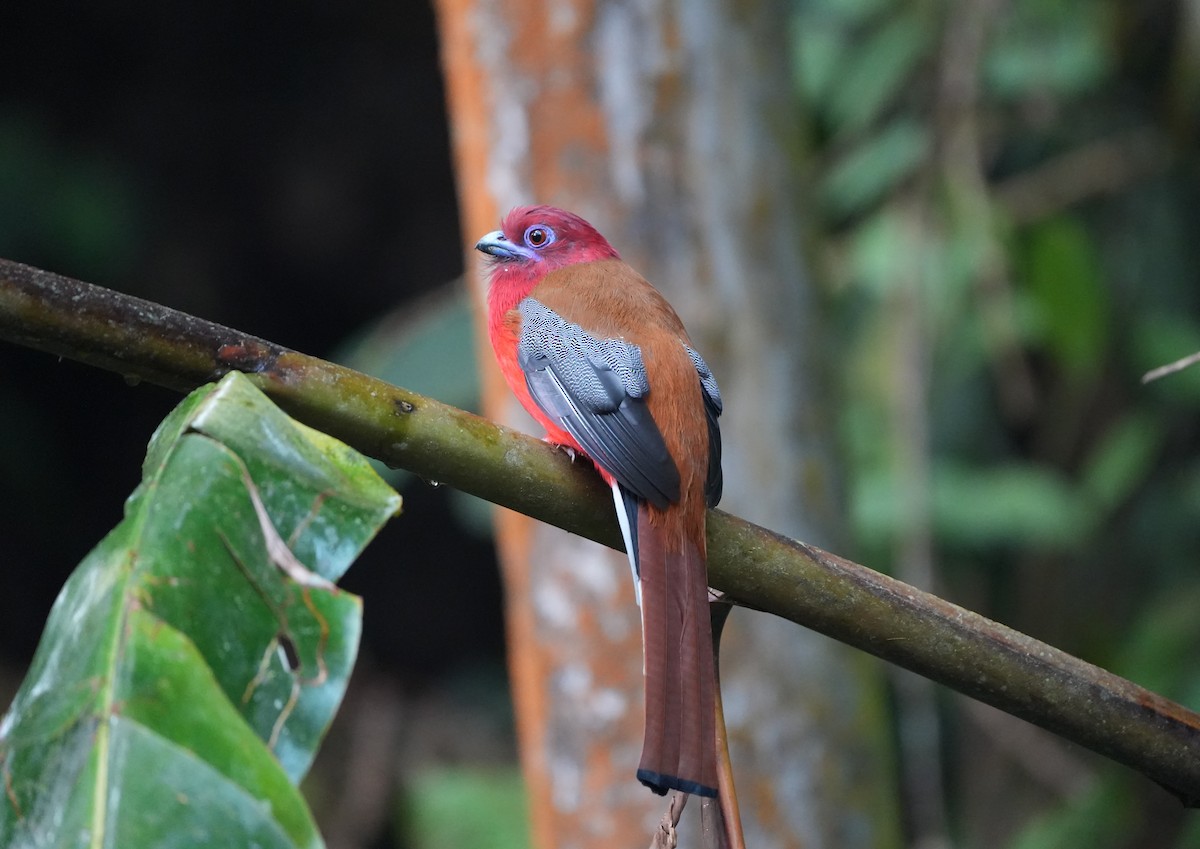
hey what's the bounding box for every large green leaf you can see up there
[0,372,401,849]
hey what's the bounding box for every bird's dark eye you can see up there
[524,225,555,249]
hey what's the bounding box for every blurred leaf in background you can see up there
[333,283,493,537]
[399,766,528,849]
[0,114,143,282]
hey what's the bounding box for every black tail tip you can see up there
[637,768,718,798]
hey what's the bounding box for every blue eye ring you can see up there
[523,225,555,249]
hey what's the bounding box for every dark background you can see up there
[0,6,508,844]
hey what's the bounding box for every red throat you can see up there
[476,205,723,801]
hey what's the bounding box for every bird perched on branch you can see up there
[476,206,723,798]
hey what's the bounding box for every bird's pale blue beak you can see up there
[475,230,532,261]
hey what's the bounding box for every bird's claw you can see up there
[542,437,577,462]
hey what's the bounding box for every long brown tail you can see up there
[635,504,718,797]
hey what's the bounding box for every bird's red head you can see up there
[475,206,621,280]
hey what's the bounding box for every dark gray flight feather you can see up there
[685,345,723,507]
[517,298,680,510]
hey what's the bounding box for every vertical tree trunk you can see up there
[435,1,900,846]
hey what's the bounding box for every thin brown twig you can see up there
[710,600,745,849]
[648,792,687,849]
[994,128,1166,224]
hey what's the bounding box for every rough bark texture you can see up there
[434,1,899,846]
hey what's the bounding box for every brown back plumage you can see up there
[527,259,719,797]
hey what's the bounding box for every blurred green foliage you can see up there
[0,115,142,281]
[793,0,1200,844]
[398,766,528,849]
[334,288,496,537]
